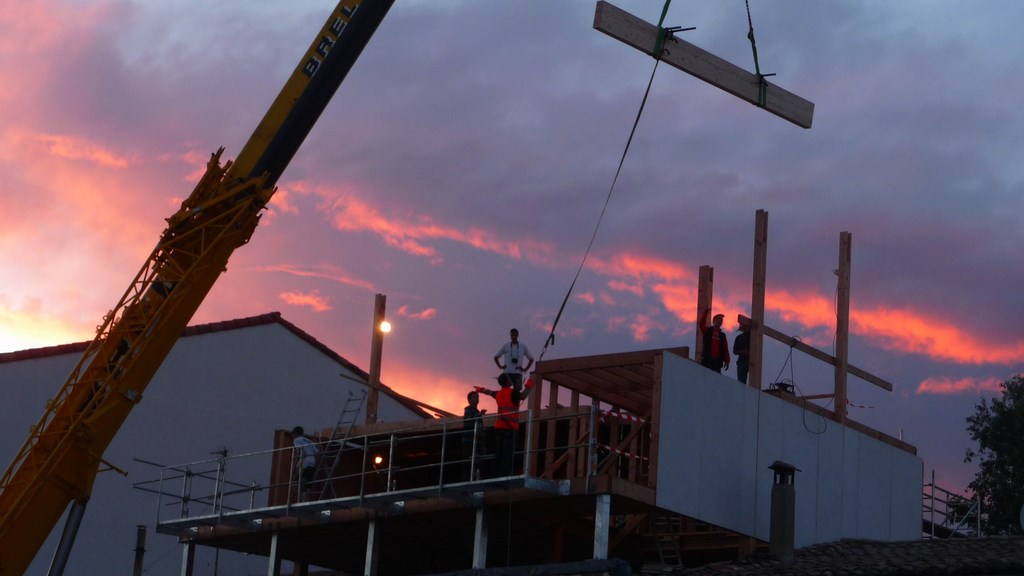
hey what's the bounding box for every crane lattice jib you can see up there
[0,1,395,573]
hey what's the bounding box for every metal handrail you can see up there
[922,469,982,538]
[135,405,651,526]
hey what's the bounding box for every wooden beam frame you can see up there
[741,315,893,392]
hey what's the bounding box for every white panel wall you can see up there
[656,353,922,547]
[0,322,426,576]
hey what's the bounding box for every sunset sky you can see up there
[2,0,1022,495]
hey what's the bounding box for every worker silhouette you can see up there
[734,316,751,383]
[699,309,730,374]
[476,372,533,477]
[462,390,487,481]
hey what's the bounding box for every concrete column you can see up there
[267,532,282,576]
[593,494,611,560]
[365,519,380,576]
[472,506,489,569]
[179,540,195,576]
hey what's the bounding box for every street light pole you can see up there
[366,293,387,424]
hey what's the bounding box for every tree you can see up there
[965,374,1024,535]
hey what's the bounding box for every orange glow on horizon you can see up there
[0,305,94,353]
[382,367,478,416]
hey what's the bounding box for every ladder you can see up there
[642,513,683,573]
[313,390,367,499]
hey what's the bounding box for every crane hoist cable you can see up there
[538,0,673,362]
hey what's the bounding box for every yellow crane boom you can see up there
[0,1,394,573]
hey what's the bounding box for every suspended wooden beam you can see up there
[594,1,814,128]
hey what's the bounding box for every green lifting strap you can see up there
[653,0,673,58]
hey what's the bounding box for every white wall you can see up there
[0,321,426,576]
[655,352,922,547]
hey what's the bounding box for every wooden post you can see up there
[544,377,558,472]
[695,266,713,363]
[569,390,581,478]
[593,1,814,128]
[750,210,768,390]
[648,352,664,489]
[528,370,546,476]
[366,293,386,424]
[834,232,852,423]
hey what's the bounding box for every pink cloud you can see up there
[575,292,596,305]
[396,305,436,321]
[269,185,302,215]
[278,289,329,311]
[608,279,644,297]
[630,314,658,343]
[850,307,1021,365]
[27,132,131,168]
[258,264,376,291]
[327,193,552,264]
[653,283,699,322]
[279,290,332,312]
[589,252,692,283]
[765,288,1023,366]
[916,376,1002,395]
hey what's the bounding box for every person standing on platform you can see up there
[291,426,319,499]
[493,328,534,392]
[477,372,533,477]
[733,316,751,384]
[462,390,487,480]
[699,309,730,374]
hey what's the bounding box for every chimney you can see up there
[768,460,799,565]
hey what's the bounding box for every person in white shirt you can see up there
[493,328,534,392]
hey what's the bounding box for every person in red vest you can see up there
[476,372,534,477]
[699,308,731,374]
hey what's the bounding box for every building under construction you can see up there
[143,309,921,575]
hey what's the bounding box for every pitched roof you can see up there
[0,311,432,418]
